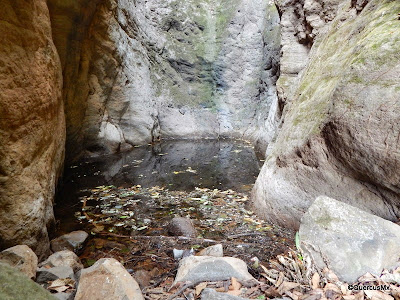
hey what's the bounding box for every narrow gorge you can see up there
[1,0,400,299]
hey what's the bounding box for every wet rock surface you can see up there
[50,231,88,253]
[299,196,400,283]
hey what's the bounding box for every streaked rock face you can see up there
[252,0,400,228]
[0,0,65,259]
[53,0,282,158]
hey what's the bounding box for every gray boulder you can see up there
[36,266,75,284]
[201,288,250,300]
[174,256,255,285]
[50,231,88,252]
[0,245,38,279]
[299,196,400,283]
[75,258,143,300]
[39,250,83,273]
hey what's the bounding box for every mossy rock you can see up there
[0,263,56,300]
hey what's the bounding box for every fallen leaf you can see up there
[195,282,207,295]
[231,277,241,291]
[277,281,300,294]
[312,272,320,289]
[264,286,281,298]
[364,290,393,300]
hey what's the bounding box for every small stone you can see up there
[198,244,223,257]
[0,245,38,279]
[50,231,89,253]
[134,269,151,288]
[168,217,197,238]
[36,266,75,284]
[300,196,400,283]
[39,250,83,273]
[75,258,144,300]
[53,292,75,300]
[174,256,255,285]
[201,288,250,299]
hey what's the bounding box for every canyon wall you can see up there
[0,0,65,258]
[252,0,400,228]
[57,0,282,159]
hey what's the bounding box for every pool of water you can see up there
[54,139,263,235]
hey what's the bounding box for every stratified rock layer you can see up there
[0,0,65,258]
[252,0,400,227]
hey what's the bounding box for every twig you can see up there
[167,280,203,300]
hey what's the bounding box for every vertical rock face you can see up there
[252,0,400,228]
[54,0,281,158]
[0,0,65,258]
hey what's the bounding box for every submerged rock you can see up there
[168,217,197,238]
[50,231,88,253]
[198,244,224,257]
[0,262,56,300]
[40,250,83,273]
[75,258,143,300]
[174,256,255,285]
[0,245,38,279]
[299,196,400,283]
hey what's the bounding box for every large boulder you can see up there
[0,262,56,300]
[0,0,65,259]
[75,258,144,300]
[252,0,400,228]
[0,245,38,279]
[299,196,400,283]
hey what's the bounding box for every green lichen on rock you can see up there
[0,263,56,300]
[271,0,400,156]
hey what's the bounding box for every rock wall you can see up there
[252,0,400,228]
[55,0,282,158]
[0,0,65,258]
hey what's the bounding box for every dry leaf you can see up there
[343,296,356,300]
[230,277,241,291]
[312,272,320,289]
[323,267,340,283]
[195,282,207,296]
[364,290,394,300]
[277,281,300,294]
[275,272,284,288]
[354,291,364,300]
[264,286,281,298]
[227,290,242,296]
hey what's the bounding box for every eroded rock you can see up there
[75,258,143,300]
[299,196,400,283]
[0,245,38,279]
[252,0,400,228]
[0,0,65,259]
